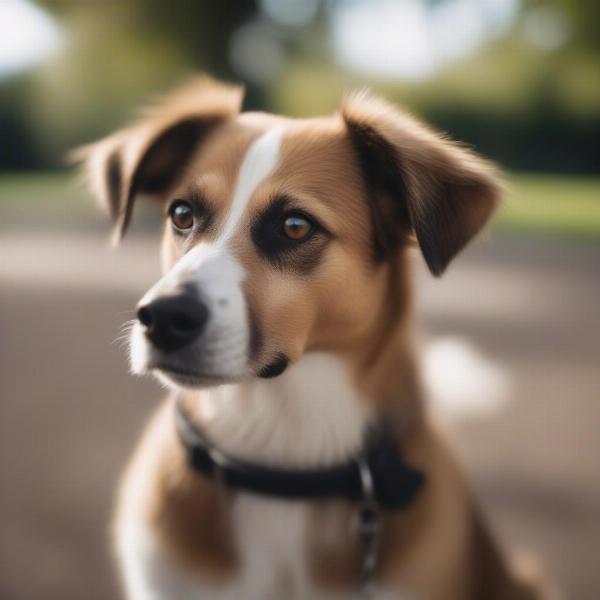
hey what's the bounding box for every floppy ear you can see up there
[72,76,244,242]
[341,92,503,276]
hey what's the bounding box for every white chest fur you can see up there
[197,352,372,597]
[198,352,372,467]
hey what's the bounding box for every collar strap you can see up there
[175,403,425,510]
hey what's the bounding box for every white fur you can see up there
[118,521,204,600]
[198,352,373,467]
[193,353,372,596]
[217,126,284,244]
[130,127,285,382]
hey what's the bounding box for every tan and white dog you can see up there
[78,77,545,600]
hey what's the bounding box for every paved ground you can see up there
[1,225,599,600]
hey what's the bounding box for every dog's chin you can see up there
[128,328,290,389]
[151,364,243,390]
[129,326,248,390]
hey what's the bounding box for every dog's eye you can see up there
[282,213,312,241]
[169,200,194,232]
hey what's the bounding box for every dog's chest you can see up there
[230,495,312,598]
[189,353,372,597]
[119,354,407,599]
[126,499,403,600]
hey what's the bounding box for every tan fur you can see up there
[115,399,238,581]
[307,421,471,598]
[79,77,547,599]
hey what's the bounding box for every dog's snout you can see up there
[136,294,209,353]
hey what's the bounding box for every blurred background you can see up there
[0,0,599,598]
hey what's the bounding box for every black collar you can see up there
[175,402,425,510]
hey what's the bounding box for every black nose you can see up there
[136,294,209,353]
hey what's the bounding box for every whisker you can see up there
[119,319,136,331]
[112,320,136,347]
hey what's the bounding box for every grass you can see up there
[0,170,599,240]
[0,171,93,217]
[498,173,600,239]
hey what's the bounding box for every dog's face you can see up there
[134,117,395,387]
[79,78,501,389]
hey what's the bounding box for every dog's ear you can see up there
[72,77,244,243]
[341,92,502,276]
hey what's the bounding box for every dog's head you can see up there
[78,77,501,389]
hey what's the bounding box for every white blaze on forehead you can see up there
[145,125,285,295]
[217,126,285,244]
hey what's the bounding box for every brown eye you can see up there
[169,200,194,232]
[283,213,312,241]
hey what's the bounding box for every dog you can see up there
[77,76,547,599]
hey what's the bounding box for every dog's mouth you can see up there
[150,362,238,389]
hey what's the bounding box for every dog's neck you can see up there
[184,352,371,468]
[182,321,422,469]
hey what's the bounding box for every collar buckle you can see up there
[353,456,381,599]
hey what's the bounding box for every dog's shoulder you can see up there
[114,399,237,583]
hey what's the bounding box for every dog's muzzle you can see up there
[129,246,251,386]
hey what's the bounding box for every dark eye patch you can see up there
[250,196,330,275]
